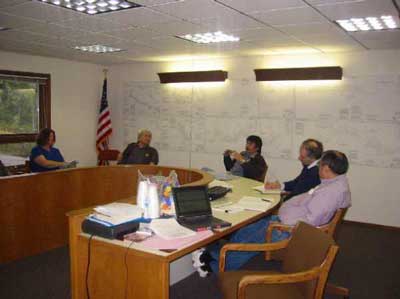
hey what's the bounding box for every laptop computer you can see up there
[172,185,231,231]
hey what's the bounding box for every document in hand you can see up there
[253,185,282,194]
[149,218,196,240]
[235,196,273,212]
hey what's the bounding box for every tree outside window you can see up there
[0,70,51,167]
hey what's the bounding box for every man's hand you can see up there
[264,181,281,190]
[232,151,245,162]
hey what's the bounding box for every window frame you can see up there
[0,69,51,145]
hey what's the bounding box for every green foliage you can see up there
[0,79,39,134]
[0,142,34,157]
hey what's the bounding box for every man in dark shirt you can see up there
[223,135,267,182]
[119,129,159,165]
[265,138,323,200]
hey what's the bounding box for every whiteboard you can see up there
[121,75,400,169]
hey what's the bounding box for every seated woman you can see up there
[30,128,68,173]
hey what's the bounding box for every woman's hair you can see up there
[36,128,56,146]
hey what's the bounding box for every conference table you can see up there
[67,171,281,299]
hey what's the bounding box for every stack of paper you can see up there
[149,218,196,240]
[235,196,273,212]
[213,196,273,213]
[89,203,144,226]
[253,185,282,194]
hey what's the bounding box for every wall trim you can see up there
[343,220,400,232]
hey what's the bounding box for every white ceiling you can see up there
[0,0,399,64]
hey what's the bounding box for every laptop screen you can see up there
[172,186,211,218]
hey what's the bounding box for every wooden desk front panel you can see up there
[76,237,169,299]
[0,165,212,263]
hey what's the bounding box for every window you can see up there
[0,70,51,166]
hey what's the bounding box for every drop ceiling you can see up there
[0,0,399,65]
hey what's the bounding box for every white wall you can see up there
[0,50,104,166]
[108,50,400,227]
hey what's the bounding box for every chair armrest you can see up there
[219,240,289,272]
[238,267,321,299]
[266,222,294,244]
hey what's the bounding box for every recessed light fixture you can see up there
[336,15,399,32]
[74,45,123,53]
[179,31,240,44]
[35,0,142,15]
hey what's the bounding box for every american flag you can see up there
[96,78,112,151]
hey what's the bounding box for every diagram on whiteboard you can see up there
[122,75,400,169]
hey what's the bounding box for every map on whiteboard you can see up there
[122,75,400,169]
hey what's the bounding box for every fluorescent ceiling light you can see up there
[35,0,141,15]
[336,15,399,31]
[179,31,240,44]
[74,44,123,53]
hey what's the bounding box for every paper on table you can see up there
[140,230,214,250]
[253,185,281,194]
[212,206,244,214]
[233,196,273,212]
[94,203,143,219]
[209,180,233,189]
[149,218,196,240]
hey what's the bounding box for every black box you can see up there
[81,219,140,240]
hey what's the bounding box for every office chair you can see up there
[97,149,120,166]
[265,208,349,298]
[218,222,339,299]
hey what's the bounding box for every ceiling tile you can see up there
[133,0,185,7]
[1,1,81,23]
[194,11,263,31]
[215,0,306,13]
[277,21,344,37]
[307,0,366,5]
[54,15,124,33]
[145,20,205,36]
[351,30,400,49]
[152,0,231,20]
[230,27,290,42]
[251,6,327,26]
[148,36,195,51]
[98,27,163,41]
[97,7,177,27]
[0,0,29,9]
[315,0,397,19]
[0,29,75,47]
[17,22,99,42]
[0,12,43,29]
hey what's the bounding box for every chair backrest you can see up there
[318,208,348,237]
[282,222,336,299]
[98,149,120,165]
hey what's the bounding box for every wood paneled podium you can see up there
[0,165,212,264]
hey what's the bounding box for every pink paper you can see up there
[140,230,214,250]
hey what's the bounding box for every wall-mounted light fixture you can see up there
[254,66,343,81]
[158,70,228,84]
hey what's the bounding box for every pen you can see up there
[261,198,272,202]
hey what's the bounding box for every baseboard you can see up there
[343,220,400,232]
